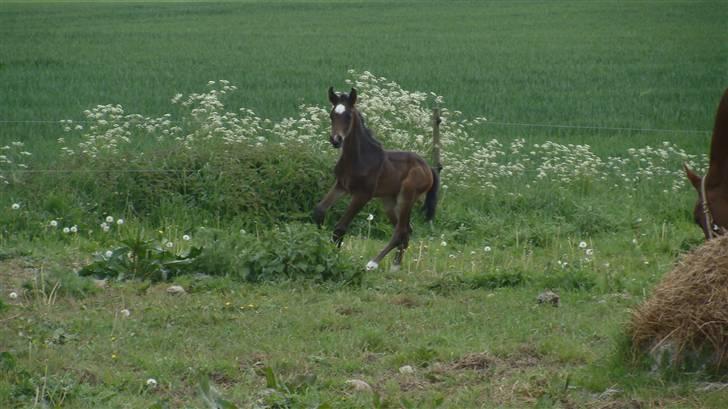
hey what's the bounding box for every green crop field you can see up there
[1,1,727,408]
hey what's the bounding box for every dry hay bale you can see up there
[628,235,728,372]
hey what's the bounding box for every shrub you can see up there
[78,223,360,284]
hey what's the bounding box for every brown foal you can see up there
[313,87,440,271]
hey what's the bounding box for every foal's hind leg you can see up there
[382,197,405,272]
[366,189,416,271]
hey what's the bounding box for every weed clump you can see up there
[628,234,728,374]
[79,223,360,284]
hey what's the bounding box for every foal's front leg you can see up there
[332,193,371,247]
[313,183,345,227]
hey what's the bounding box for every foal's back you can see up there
[374,150,433,198]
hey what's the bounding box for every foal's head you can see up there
[328,87,358,148]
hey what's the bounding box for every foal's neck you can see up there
[342,110,383,160]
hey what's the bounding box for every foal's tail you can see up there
[423,166,441,221]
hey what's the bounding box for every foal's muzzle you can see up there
[330,134,343,148]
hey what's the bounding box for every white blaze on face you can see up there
[334,104,346,114]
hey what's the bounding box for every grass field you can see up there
[1,1,728,408]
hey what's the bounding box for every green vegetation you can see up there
[1,1,727,408]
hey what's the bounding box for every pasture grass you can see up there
[1,0,728,408]
[1,0,726,148]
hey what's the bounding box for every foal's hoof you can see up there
[389,264,401,272]
[365,261,379,271]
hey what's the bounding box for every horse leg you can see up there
[381,197,398,226]
[367,189,416,271]
[382,196,405,272]
[313,183,345,227]
[332,193,371,247]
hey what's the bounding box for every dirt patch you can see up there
[336,305,362,316]
[390,294,420,308]
[0,257,38,298]
[587,399,644,409]
[451,352,496,371]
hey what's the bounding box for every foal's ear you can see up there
[684,163,702,191]
[328,87,338,105]
[348,88,357,107]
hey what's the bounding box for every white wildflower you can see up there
[49,220,58,227]
[11,203,20,210]
[366,214,374,221]
[105,215,114,223]
[146,378,157,388]
[578,241,587,249]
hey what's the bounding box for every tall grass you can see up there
[1,1,724,148]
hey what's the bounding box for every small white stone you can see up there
[365,261,379,271]
[345,379,372,392]
[399,365,415,374]
[334,104,346,114]
[166,285,186,295]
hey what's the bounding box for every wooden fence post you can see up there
[432,108,442,171]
